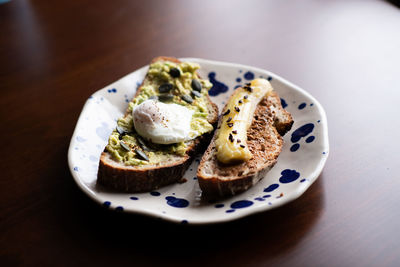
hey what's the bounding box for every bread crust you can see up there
[97,57,218,192]
[197,90,293,196]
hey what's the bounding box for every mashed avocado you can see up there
[106,60,214,166]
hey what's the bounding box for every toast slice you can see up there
[197,87,293,196]
[98,57,218,192]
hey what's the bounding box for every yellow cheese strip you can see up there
[215,79,273,164]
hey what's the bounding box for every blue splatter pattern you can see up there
[281,98,288,108]
[264,183,279,192]
[208,72,229,96]
[290,123,315,152]
[165,196,189,208]
[231,200,253,209]
[306,136,315,143]
[291,123,314,143]
[76,136,86,142]
[290,143,300,152]
[244,71,255,80]
[96,122,110,141]
[298,103,306,109]
[115,206,124,211]
[279,169,300,183]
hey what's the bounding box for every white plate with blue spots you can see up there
[68,58,329,224]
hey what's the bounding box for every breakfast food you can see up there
[197,78,293,196]
[97,57,218,192]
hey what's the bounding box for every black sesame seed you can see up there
[135,149,149,161]
[235,106,240,112]
[237,139,241,143]
[169,68,181,78]
[240,144,245,148]
[191,90,202,98]
[227,122,233,127]
[245,83,251,86]
[158,83,173,93]
[226,117,232,122]
[229,133,234,143]
[120,141,131,151]
[244,95,248,99]
[149,95,158,100]
[238,100,243,104]
[181,94,193,104]
[244,86,252,92]
[232,130,237,134]
[191,79,202,92]
[159,94,174,102]
[223,109,230,116]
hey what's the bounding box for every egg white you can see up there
[132,100,194,145]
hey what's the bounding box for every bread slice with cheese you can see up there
[197,79,293,196]
[97,57,218,192]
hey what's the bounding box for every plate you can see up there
[68,58,329,224]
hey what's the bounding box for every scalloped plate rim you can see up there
[68,57,329,224]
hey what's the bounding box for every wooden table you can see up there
[1,0,400,266]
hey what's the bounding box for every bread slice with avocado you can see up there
[97,57,218,192]
[197,79,293,196]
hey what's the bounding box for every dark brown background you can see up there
[1,0,400,266]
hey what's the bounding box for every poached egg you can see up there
[132,99,194,144]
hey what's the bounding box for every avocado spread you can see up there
[106,61,214,166]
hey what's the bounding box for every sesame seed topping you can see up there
[240,144,245,148]
[226,117,232,122]
[227,122,233,127]
[229,133,234,143]
[235,106,240,112]
[237,139,241,143]
[238,100,243,104]
[223,109,230,116]
[244,86,252,92]
[244,95,248,99]
[232,130,237,134]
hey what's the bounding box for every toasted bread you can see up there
[197,88,293,196]
[97,57,218,192]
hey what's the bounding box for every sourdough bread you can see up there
[197,91,293,196]
[97,57,218,192]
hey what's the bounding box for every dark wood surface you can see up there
[1,0,400,266]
